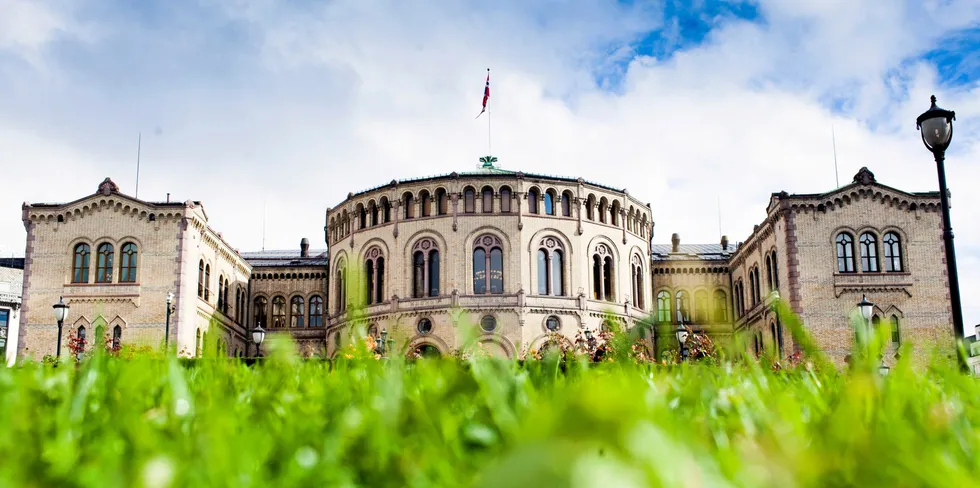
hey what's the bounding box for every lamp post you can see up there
[52,297,69,358]
[675,323,689,361]
[252,325,266,357]
[375,328,394,358]
[916,95,964,342]
[857,294,874,328]
[165,292,175,349]
[585,328,597,353]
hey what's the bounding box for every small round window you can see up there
[545,316,560,332]
[480,315,497,333]
[417,318,433,335]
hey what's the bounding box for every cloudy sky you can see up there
[1,0,978,328]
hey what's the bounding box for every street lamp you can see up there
[165,292,176,349]
[857,294,874,325]
[52,297,69,358]
[585,328,597,353]
[916,95,964,342]
[252,325,266,357]
[675,323,689,361]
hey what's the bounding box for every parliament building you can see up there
[13,163,955,365]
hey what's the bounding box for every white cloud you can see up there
[0,0,978,327]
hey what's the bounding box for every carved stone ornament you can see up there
[596,243,609,255]
[98,178,119,196]
[412,238,435,251]
[370,248,380,258]
[853,167,876,185]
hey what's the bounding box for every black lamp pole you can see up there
[916,96,964,342]
[165,292,175,349]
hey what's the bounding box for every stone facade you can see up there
[0,260,23,366]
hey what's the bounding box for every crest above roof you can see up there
[852,167,876,186]
[98,177,120,196]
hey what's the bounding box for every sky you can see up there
[1,0,978,330]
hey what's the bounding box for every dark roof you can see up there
[241,249,328,268]
[652,244,733,262]
[0,258,25,269]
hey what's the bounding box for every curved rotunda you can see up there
[323,169,654,358]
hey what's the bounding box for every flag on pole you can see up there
[476,69,490,118]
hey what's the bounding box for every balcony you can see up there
[833,272,912,298]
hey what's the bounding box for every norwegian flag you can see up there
[476,69,490,118]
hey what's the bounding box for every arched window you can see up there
[369,201,379,226]
[96,243,114,283]
[765,254,773,292]
[537,250,548,295]
[435,189,448,215]
[561,192,572,217]
[890,315,901,344]
[500,187,512,213]
[754,268,762,303]
[112,325,122,350]
[357,204,367,229]
[462,188,474,214]
[119,243,137,282]
[72,243,91,283]
[290,296,304,327]
[748,269,757,306]
[675,290,691,324]
[713,290,728,323]
[543,190,554,215]
[598,198,608,224]
[656,291,672,323]
[603,257,614,301]
[381,197,391,223]
[770,321,783,357]
[271,296,286,327]
[482,186,494,213]
[630,254,644,309]
[611,201,621,226]
[473,235,504,294]
[586,195,596,221]
[420,190,431,217]
[552,250,564,297]
[859,232,879,272]
[364,247,385,305]
[753,332,762,358]
[535,238,565,296]
[197,260,205,296]
[76,325,87,356]
[335,263,347,313]
[836,232,855,273]
[254,297,268,327]
[403,192,415,219]
[217,277,225,310]
[590,244,614,302]
[411,239,440,298]
[528,189,539,214]
[309,296,324,327]
[883,232,902,272]
[223,279,229,314]
[694,290,708,323]
[770,251,779,290]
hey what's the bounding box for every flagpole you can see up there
[487,68,492,156]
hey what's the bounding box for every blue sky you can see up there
[1,0,979,329]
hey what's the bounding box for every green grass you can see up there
[2,312,978,487]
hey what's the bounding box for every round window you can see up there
[417,318,433,335]
[545,316,560,332]
[480,315,497,333]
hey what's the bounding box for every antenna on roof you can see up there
[832,125,840,188]
[134,132,142,198]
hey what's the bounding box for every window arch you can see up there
[435,189,449,215]
[381,197,391,223]
[72,243,91,283]
[630,254,644,309]
[859,232,879,272]
[561,191,572,217]
[890,315,901,344]
[499,186,512,213]
[271,296,286,327]
[369,201,379,226]
[309,296,324,327]
[482,186,494,213]
[765,254,773,292]
[463,187,475,214]
[357,203,367,229]
[217,276,225,311]
[536,237,565,296]
[402,192,415,219]
[694,290,709,323]
[591,243,615,301]
[204,264,211,301]
[473,235,504,294]
[836,232,855,273]
[598,197,608,224]
[611,201,621,227]
[713,289,728,323]
[254,296,268,327]
[586,195,596,220]
[364,247,386,305]
[528,188,540,214]
[748,268,757,307]
[77,326,87,355]
[675,290,691,324]
[770,321,783,357]
[112,325,122,350]
[412,238,441,298]
[420,190,432,217]
[335,261,347,313]
[96,243,114,283]
[119,242,137,283]
[883,232,902,272]
[656,291,672,323]
[290,296,305,327]
[543,190,555,216]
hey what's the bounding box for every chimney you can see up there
[721,235,729,251]
[300,237,310,257]
[671,233,680,253]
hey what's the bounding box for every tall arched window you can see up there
[254,297,268,327]
[543,190,555,215]
[420,190,431,217]
[561,192,572,217]
[770,251,779,290]
[537,250,548,295]
[859,232,879,272]
[748,269,757,307]
[883,232,902,272]
[411,239,440,298]
[223,279,229,314]
[713,290,728,323]
[473,235,503,294]
[656,291,672,323]
[77,326,87,355]
[630,254,644,309]
[72,243,91,283]
[765,254,773,292]
[309,296,324,327]
[119,243,137,282]
[364,247,385,305]
[611,201,621,226]
[381,197,391,223]
[435,189,448,215]
[271,296,286,327]
[96,243,114,283]
[217,277,225,311]
[675,290,691,324]
[413,251,425,298]
[500,187,512,213]
[528,189,539,214]
[770,322,782,357]
[603,257,614,301]
[357,204,367,229]
[586,195,596,221]
[461,188,474,214]
[890,315,901,344]
[551,249,564,297]
[836,232,855,273]
[290,296,304,327]
[335,262,347,313]
[590,244,615,301]
[598,198,608,224]
[694,290,709,323]
[112,325,122,350]
[369,201,379,226]
[482,186,494,213]
[535,238,565,296]
[403,192,415,219]
[429,250,440,297]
